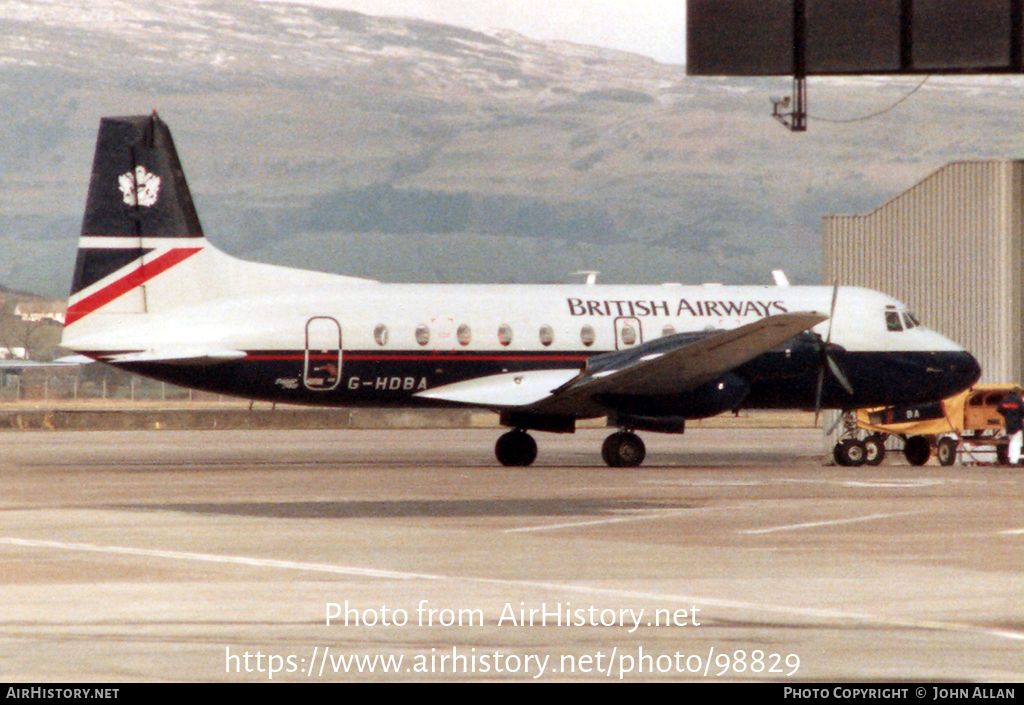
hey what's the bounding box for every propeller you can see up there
[814,281,854,426]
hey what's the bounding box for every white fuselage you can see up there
[63,243,978,414]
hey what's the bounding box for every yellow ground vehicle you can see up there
[842,384,1020,466]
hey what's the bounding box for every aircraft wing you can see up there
[533,311,827,416]
[416,311,827,416]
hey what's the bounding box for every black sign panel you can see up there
[688,0,795,75]
[913,0,1015,70]
[687,0,1024,75]
[806,0,903,73]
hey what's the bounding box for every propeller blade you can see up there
[826,354,855,396]
[814,365,826,426]
[815,280,853,429]
[826,280,839,343]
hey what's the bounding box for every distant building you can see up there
[824,160,1023,385]
[14,301,66,324]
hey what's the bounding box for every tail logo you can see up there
[118,166,161,207]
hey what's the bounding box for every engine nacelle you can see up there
[599,372,750,420]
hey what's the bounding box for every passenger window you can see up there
[580,325,595,347]
[373,324,389,346]
[539,324,554,347]
[415,324,430,346]
[620,324,637,346]
[885,312,903,332]
[497,324,513,346]
[662,325,676,337]
[457,324,471,346]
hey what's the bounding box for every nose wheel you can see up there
[602,431,646,467]
[834,438,867,466]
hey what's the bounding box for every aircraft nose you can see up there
[960,350,982,387]
[935,350,982,397]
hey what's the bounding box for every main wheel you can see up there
[904,436,931,466]
[936,437,958,466]
[834,439,866,466]
[495,430,537,467]
[602,432,646,468]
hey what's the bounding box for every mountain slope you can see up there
[2,0,1023,298]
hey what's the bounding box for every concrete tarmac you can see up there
[0,427,1022,682]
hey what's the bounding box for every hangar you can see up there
[824,160,1024,386]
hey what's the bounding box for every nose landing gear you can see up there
[833,436,885,466]
[832,411,886,466]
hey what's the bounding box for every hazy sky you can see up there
[261,0,688,64]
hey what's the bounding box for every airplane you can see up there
[61,114,982,467]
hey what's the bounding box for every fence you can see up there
[0,367,225,403]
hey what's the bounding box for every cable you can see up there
[810,75,931,124]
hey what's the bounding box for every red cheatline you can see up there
[65,247,203,326]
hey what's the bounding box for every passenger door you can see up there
[304,316,341,391]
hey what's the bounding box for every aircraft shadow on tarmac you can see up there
[129,497,702,519]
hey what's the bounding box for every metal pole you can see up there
[791,0,807,132]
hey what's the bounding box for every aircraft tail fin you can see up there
[64,113,377,336]
[78,112,203,245]
[66,113,208,326]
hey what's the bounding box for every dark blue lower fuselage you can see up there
[116,339,981,420]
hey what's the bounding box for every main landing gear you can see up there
[494,428,648,467]
[601,431,646,468]
[494,429,537,467]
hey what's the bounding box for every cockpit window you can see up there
[885,311,904,332]
[904,312,920,329]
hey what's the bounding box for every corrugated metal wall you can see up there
[824,161,1023,384]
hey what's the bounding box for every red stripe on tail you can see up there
[65,247,202,326]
